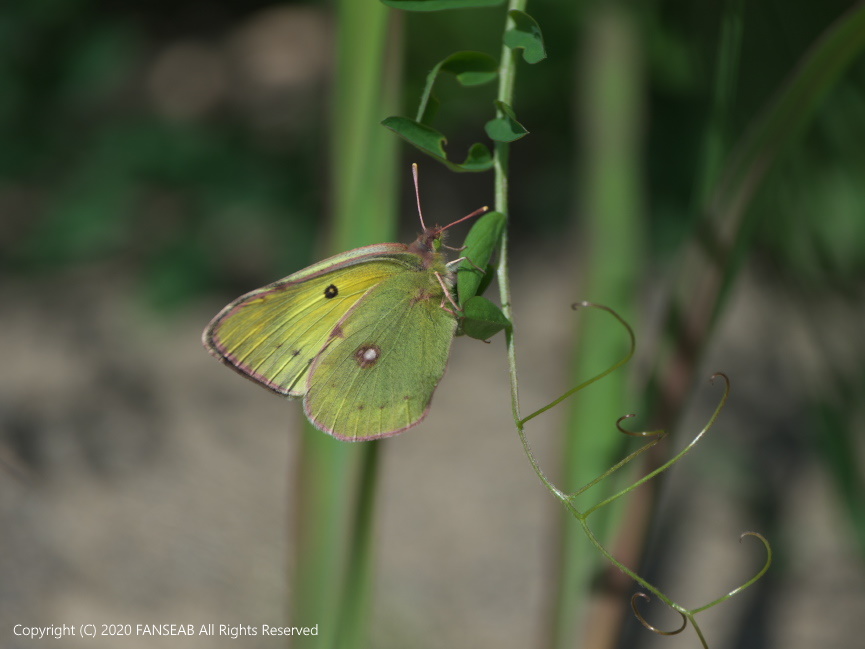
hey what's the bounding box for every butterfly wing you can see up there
[204,245,414,397]
[303,270,458,441]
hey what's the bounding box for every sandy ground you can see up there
[1,250,863,649]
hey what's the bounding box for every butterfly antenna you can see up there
[412,163,428,231]
[441,205,490,232]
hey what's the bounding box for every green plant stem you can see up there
[496,0,526,431]
[291,3,401,648]
[292,437,358,648]
[334,442,382,648]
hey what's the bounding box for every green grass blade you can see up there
[653,2,865,425]
[545,6,644,648]
[291,2,401,648]
[292,437,362,648]
[715,3,865,233]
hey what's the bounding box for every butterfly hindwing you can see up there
[303,269,458,440]
[204,256,411,396]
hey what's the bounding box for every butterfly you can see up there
[203,165,488,441]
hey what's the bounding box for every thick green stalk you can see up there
[546,6,644,649]
[290,3,400,648]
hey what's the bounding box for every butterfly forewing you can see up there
[204,260,408,396]
[303,270,457,440]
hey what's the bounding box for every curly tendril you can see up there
[518,301,635,426]
[710,371,730,388]
[631,592,688,636]
[511,317,760,649]
[626,531,772,647]
[690,531,772,615]
[616,413,666,438]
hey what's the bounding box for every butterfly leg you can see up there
[439,302,458,316]
[434,271,461,315]
[446,257,485,273]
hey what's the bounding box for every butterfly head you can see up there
[410,207,489,255]
[410,225,445,252]
[409,163,489,261]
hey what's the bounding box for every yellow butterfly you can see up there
[203,166,486,441]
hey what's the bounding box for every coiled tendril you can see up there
[616,413,666,438]
[631,592,687,636]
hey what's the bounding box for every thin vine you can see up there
[381,1,772,646]
[485,5,770,645]
[494,0,527,437]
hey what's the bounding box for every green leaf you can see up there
[438,51,499,86]
[460,296,510,340]
[417,51,498,124]
[484,100,528,143]
[474,262,497,299]
[381,116,448,157]
[381,116,494,172]
[380,0,505,11]
[458,142,495,172]
[389,51,498,171]
[456,210,505,305]
[503,10,546,64]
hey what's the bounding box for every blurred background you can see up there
[1,1,864,648]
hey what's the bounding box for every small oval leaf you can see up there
[381,117,494,172]
[417,51,498,124]
[439,51,499,87]
[457,210,505,305]
[382,116,448,158]
[484,100,528,143]
[503,10,546,64]
[461,296,510,340]
[475,262,497,298]
[458,142,494,172]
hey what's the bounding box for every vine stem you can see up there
[493,0,559,499]
[496,0,526,430]
[491,0,565,504]
[490,6,773,647]
[494,0,572,513]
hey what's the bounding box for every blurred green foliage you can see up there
[3,0,864,308]
[1,0,321,309]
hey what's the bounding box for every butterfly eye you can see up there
[324,284,339,299]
